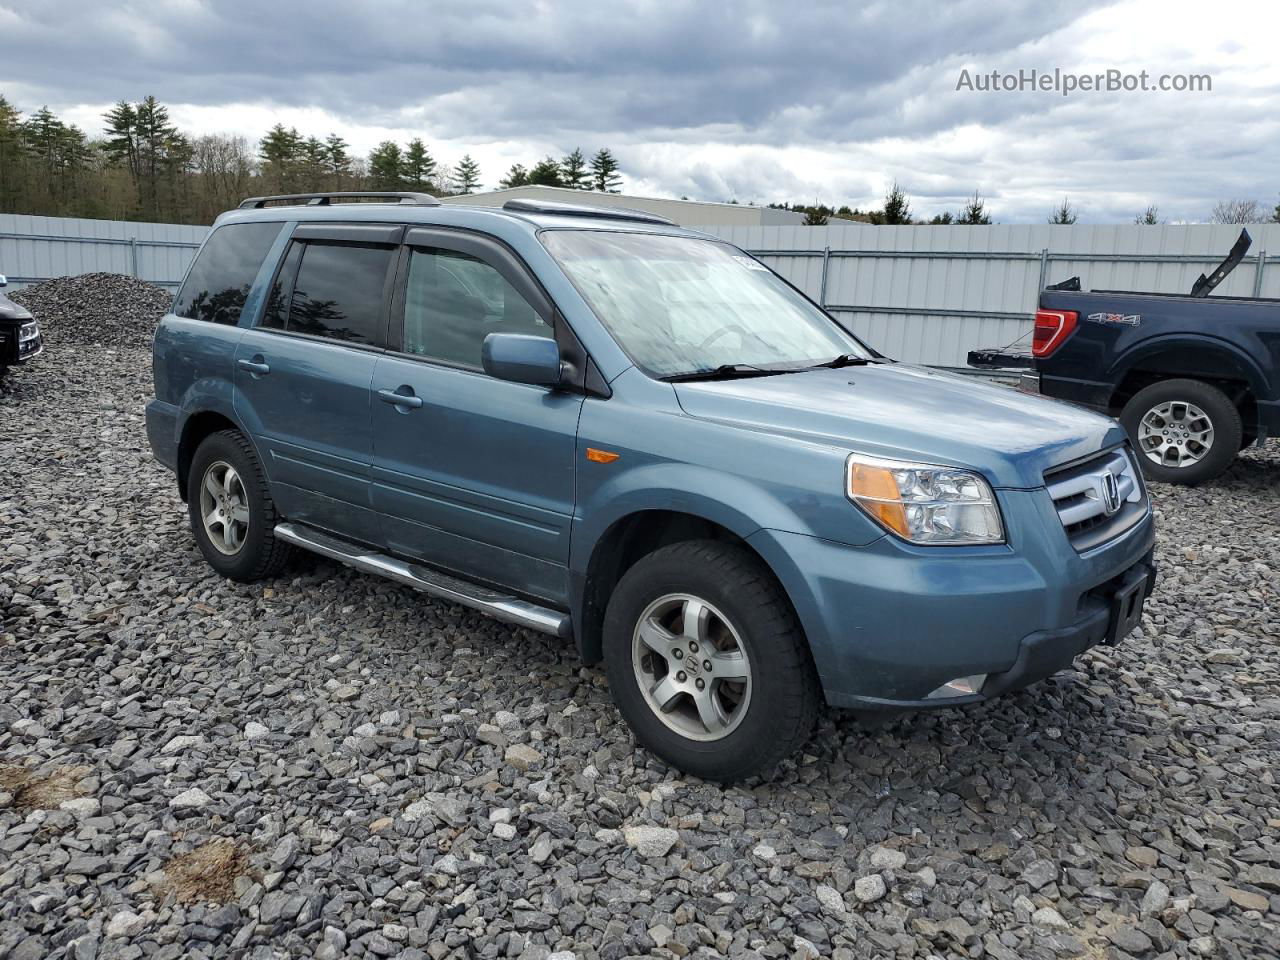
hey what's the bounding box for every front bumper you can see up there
[747,487,1156,710]
[862,556,1155,709]
[1,320,42,365]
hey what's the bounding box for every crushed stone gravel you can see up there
[0,332,1277,960]
[9,273,173,350]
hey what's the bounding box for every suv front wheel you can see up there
[603,540,819,782]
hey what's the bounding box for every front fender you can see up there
[570,458,885,578]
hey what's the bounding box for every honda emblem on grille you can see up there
[1100,472,1121,516]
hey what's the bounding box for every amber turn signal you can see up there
[585,447,620,463]
[846,462,911,538]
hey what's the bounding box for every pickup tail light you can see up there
[1032,309,1078,358]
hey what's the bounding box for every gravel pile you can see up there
[1,346,1277,960]
[9,273,174,349]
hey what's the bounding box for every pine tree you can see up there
[1135,205,1161,225]
[453,154,481,193]
[22,107,92,214]
[560,147,588,189]
[0,96,28,210]
[803,207,829,226]
[130,96,185,218]
[102,101,141,182]
[1049,198,1077,224]
[527,156,564,186]
[956,191,992,224]
[928,212,954,224]
[499,164,529,188]
[1272,199,1280,224]
[872,182,912,224]
[324,134,350,190]
[300,136,327,187]
[368,141,404,190]
[589,148,622,192]
[259,124,303,193]
[403,139,436,190]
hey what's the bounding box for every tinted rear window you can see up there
[275,241,394,346]
[175,222,283,325]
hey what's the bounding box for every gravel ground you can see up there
[1,315,1277,960]
[9,274,174,349]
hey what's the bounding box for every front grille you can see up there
[1046,447,1147,552]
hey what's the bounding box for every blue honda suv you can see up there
[147,191,1156,781]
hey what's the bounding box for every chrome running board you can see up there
[273,522,572,638]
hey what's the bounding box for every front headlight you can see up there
[846,454,1004,545]
[18,321,40,343]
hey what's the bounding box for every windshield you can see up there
[541,230,871,378]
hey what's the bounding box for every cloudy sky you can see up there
[2,0,1277,223]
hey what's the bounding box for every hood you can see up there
[673,363,1125,488]
[0,292,33,322]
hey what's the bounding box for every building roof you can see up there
[439,184,806,227]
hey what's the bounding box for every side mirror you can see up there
[0,274,7,287]
[482,333,563,387]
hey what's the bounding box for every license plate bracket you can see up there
[1105,573,1147,646]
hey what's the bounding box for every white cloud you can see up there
[3,0,1278,221]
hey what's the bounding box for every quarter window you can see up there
[262,240,394,346]
[402,247,552,367]
[175,221,283,325]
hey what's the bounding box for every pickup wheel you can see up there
[602,540,819,782]
[186,429,293,582]
[1120,379,1242,485]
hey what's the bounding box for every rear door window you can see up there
[261,240,395,346]
[175,221,284,325]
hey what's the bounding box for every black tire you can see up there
[1120,379,1242,485]
[602,540,819,782]
[186,429,293,582]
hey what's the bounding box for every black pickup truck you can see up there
[971,230,1279,484]
[0,274,43,373]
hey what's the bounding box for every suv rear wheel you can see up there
[187,430,293,581]
[603,540,819,782]
[1120,378,1242,485]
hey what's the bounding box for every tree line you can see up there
[3,93,1277,228]
[772,184,1280,226]
[0,94,628,225]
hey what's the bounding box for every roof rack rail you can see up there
[238,191,441,209]
[501,198,676,226]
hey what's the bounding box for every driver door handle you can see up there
[378,387,424,409]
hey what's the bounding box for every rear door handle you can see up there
[237,357,271,376]
[378,387,424,410]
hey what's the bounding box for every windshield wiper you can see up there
[811,353,872,368]
[662,363,792,383]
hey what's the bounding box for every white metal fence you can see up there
[702,223,1280,367]
[0,214,206,292]
[2,215,1276,367]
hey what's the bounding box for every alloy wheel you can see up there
[631,593,752,741]
[199,460,250,555]
[1137,400,1214,468]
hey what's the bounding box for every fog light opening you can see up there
[925,674,988,699]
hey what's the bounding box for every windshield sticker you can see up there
[733,256,770,272]
[1086,312,1141,327]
